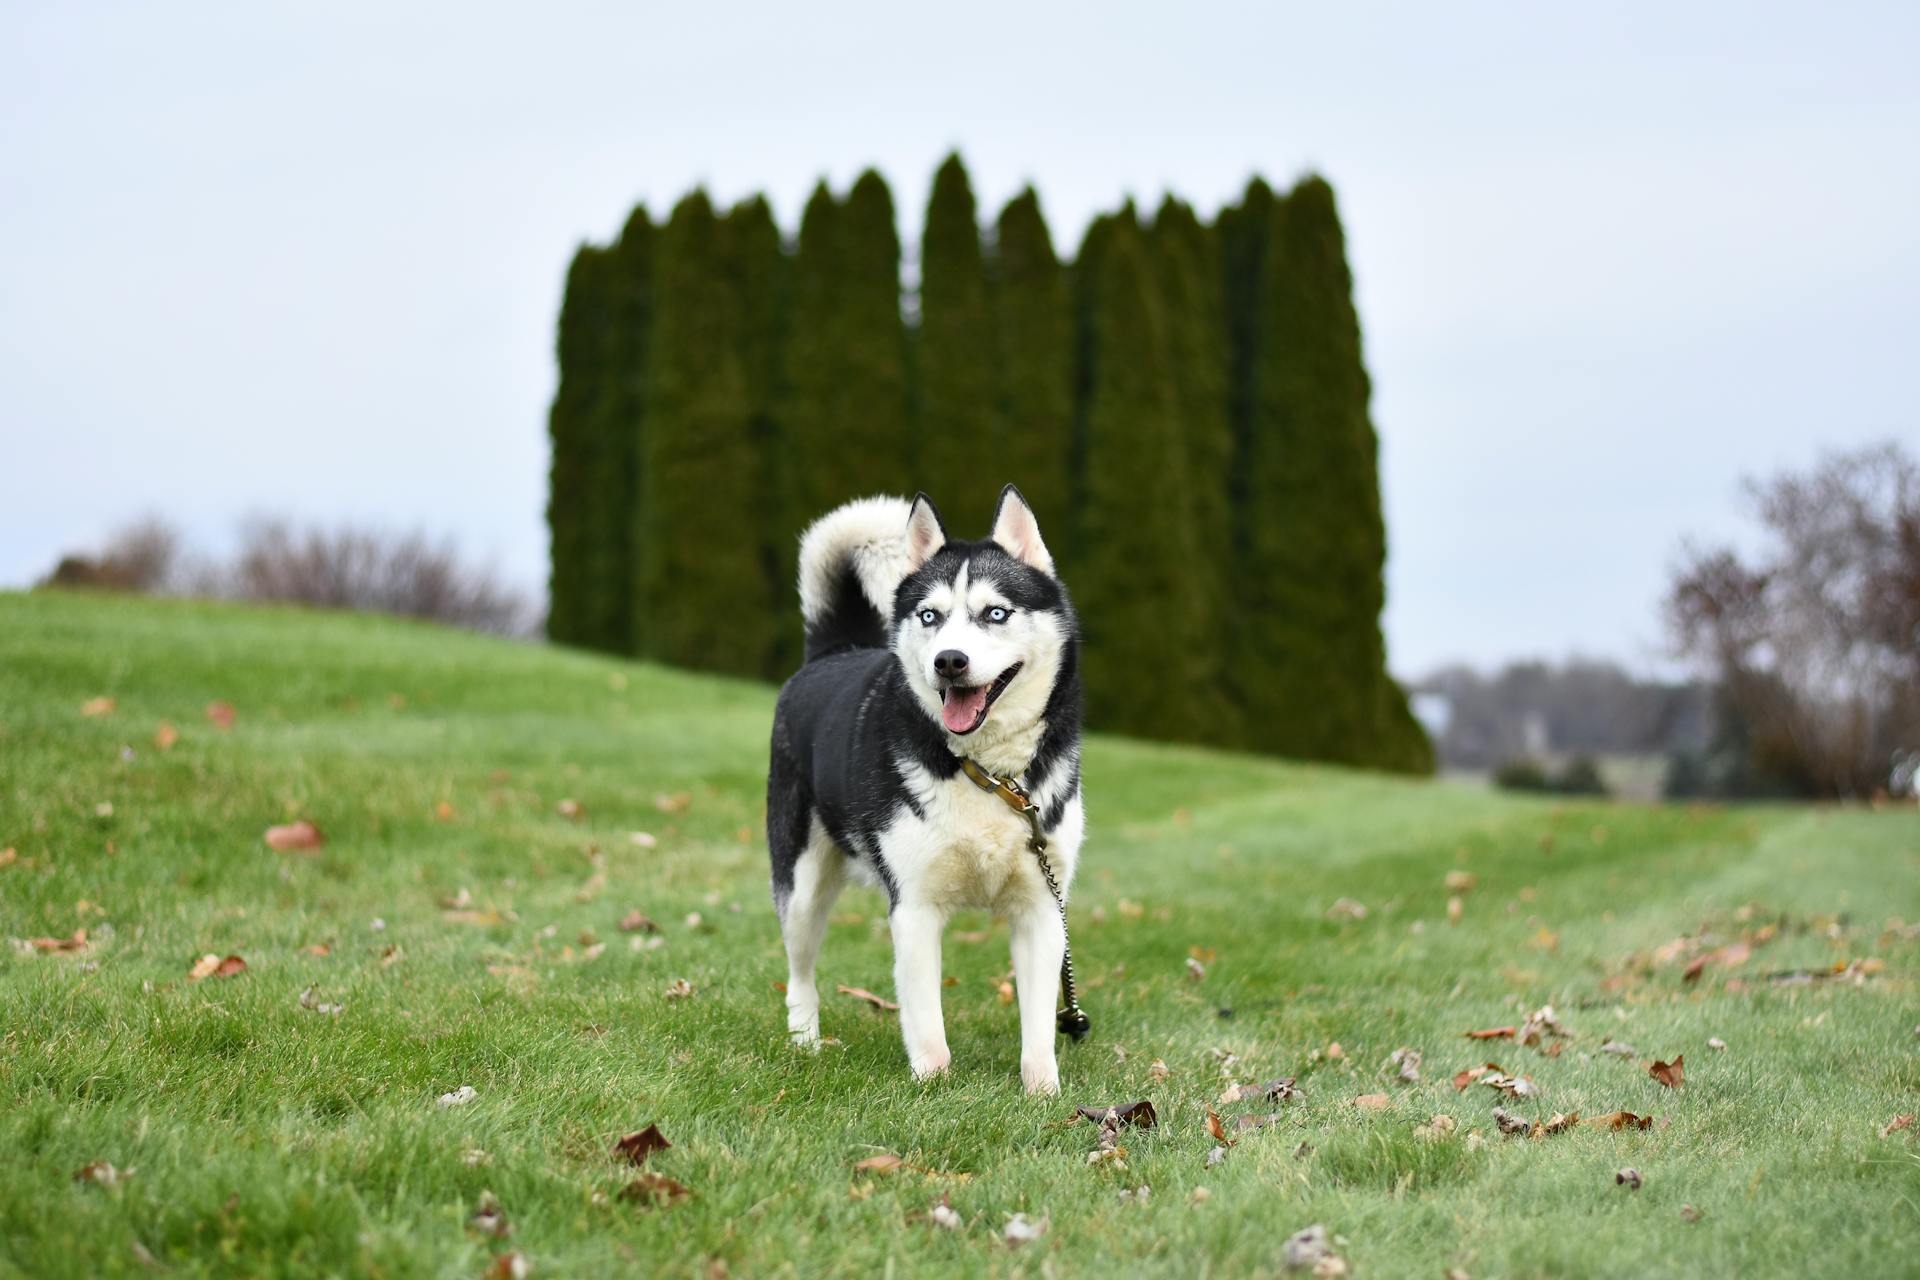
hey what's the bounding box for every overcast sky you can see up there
[3,2,1915,676]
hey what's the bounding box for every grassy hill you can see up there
[2,591,1916,1278]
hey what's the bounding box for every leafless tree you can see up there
[37,516,184,592]
[1666,442,1920,797]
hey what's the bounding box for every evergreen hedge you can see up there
[546,157,1432,773]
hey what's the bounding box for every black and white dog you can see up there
[766,485,1083,1094]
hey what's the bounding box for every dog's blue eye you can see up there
[918,608,938,626]
[985,606,1011,623]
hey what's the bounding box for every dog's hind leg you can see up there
[774,817,844,1047]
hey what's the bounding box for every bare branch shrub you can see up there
[37,516,184,592]
[1666,442,1920,797]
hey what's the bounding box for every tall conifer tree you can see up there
[592,207,652,656]
[916,154,998,534]
[636,192,781,677]
[1072,210,1214,742]
[546,244,615,648]
[992,188,1075,529]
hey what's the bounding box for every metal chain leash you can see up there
[959,758,1092,1041]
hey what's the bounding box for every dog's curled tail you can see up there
[797,495,912,662]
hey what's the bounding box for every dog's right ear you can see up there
[904,493,948,571]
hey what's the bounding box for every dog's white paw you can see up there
[1021,1056,1060,1096]
[910,1046,952,1080]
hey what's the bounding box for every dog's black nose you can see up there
[933,649,970,680]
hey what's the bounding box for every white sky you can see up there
[3,1,1915,676]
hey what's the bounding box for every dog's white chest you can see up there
[891,779,1040,913]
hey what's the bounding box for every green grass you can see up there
[2,591,1917,1279]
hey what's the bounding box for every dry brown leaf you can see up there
[1649,1055,1685,1089]
[28,930,89,954]
[1414,1114,1456,1141]
[1444,869,1477,893]
[663,978,694,1000]
[154,722,179,750]
[619,1172,691,1206]
[205,700,236,730]
[433,800,456,821]
[73,1160,130,1186]
[82,696,117,717]
[1447,895,1464,924]
[853,1153,907,1173]
[1880,1113,1916,1138]
[298,986,343,1014]
[1074,1101,1158,1130]
[654,791,692,815]
[1389,1048,1422,1084]
[467,1191,511,1238]
[1185,956,1207,981]
[1491,1106,1531,1136]
[485,1251,531,1280]
[1683,940,1752,983]
[443,909,505,927]
[556,798,584,819]
[1452,1063,1498,1091]
[188,953,245,980]
[1326,898,1368,921]
[1481,1072,1536,1098]
[837,984,900,1012]
[1147,1058,1171,1083]
[996,980,1015,1004]
[618,910,660,934]
[264,820,325,853]
[1205,1107,1233,1146]
[1589,1110,1655,1131]
[1353,1093,1392,1110]
[304,941,331,956]
[1538,1111,1580,1137]
[1616,1166,1642,1190]
[615,1123,672,1166]
[1255,1076,1301,1102]
[1465,1026,1517,1040]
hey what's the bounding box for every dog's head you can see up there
[891,485,1076,758]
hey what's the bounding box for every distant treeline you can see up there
[547,155,1430,772]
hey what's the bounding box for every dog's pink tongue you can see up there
[942,686,987,732]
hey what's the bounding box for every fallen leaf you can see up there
[74,1160,131,1186]
[1326,898,1368,921]
[1076,1101,1159,1132]
[485,1252,531,1280]
[1452,1063,1498,1091]
[1185,956,1207,981]
[1205,1107,1233,1145]
[1588,1111,1655,1131]
[264,820,325,852]
[1538,1111,1581,1137]
[1616,1166,1642,1190]
[1444,870,1477,893]
[1147,1059,1171,1083]
[1414,1114,1457,1141]
[929,1196,962,1229]
[1002,1213,1048,1246]
[1881,1114,1916,1138]
[1465,1027,1517,1040]
[28,930,89,954]
[654,791,692,815]
[1447,895,1464,924]
[434,800,456,821]
[1481,1072,1537,1098]
[996,980,1015,1004]
[444,908,505,927]
[837,984,900,1012]
[1518,1004,1568,1045]
[188,953,246,980]
[467,1191,511,1238]
[611,1124,674,1168]
[1353,1093,1391,1110]
[1314,1259,1351,1279]
[0,847,15,869]
[663,979,694,1000]
[1491,1106,1531,1137]
[1649,1055,1685,1089]
[1389,1047,1422,1084]
[1206,1145,1229,1168]
[854,1153,906,1173]
[1283,1223,1334,1270]
[1680,1204,1703,1223]
[437,1085,478,1108]
[1708,1036,1728,1051]
[1255,1076,1301,1102]
[380,944,405,968]
[618,910,660,934]
[205,700,236,730]
[1600,1039,1638,1057]
[1189,945,1217,964]
[298,986,343,1015]
[82,696,117,717]
[1235,1112,1283,1133]
[154,722,179,750]
[1325,1042,1345,1061]
[620,1170,694,1206]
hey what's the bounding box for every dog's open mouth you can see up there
[940,663,1023,735]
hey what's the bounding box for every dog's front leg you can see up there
[891,902,951,1078]
[1008,903,1065,1095]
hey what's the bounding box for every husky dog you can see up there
[767,485,1084,1094]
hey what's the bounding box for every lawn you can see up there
[2,591,1916,1279]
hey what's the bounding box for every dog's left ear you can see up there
[990,484,1054,575]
